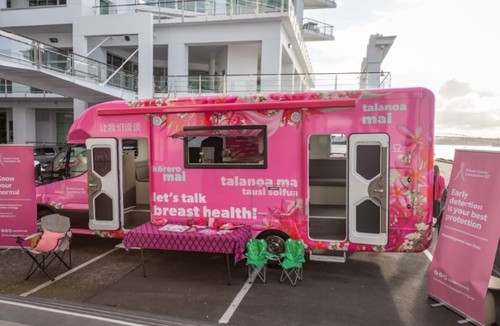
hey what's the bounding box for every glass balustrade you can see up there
[0,30,138,93]
[1,30,390,97]
[153,72,391,96]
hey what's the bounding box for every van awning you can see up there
[97,98,357,116]
[170,127,264,139]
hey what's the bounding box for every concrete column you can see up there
[281,62,293,92]
[260,39,281,92]
[12,106,36,144]
[138,31,154,98]
[361,34,396,89]
[73,99,88,120]
[168,43,189,95]
[209,58,216,91]
[215,0,226,15]
[295,0,304,26]
[72,35,88,58]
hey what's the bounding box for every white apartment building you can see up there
[0,0,391,146]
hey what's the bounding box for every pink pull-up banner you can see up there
[0,145,37,248]
[428,149,500,325]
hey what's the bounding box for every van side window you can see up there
[177,125,267,169]
[69,145,88,177]
[41,144,87,183]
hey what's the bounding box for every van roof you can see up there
[97,92,359,117]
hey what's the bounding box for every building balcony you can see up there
[303,0,336,10]
[0,0,76,28]
[3,0,67,9]
[93,0,291,19]
[93,0,315,74]
[1,71,391,99]
[302,18,334,41]
[157,71,391,97]
[1,26,391,100]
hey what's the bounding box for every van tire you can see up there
[257,230,289,267]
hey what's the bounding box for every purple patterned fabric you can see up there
[123,222,251,263]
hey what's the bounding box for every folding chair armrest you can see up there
[25,233,42,240]
[56,233,71,250]
[15,236,24,246]
[16,232,41,244]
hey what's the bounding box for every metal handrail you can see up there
[302,17,334,38]
[155,71,392,97]
[0,29,138,92]
[1,26,391,98]
[2,71,391,97]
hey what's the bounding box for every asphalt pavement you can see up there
[2,227,497,325]
[1,161,499,325]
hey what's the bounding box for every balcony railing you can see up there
[0,29,138,92]
[154,72,392,97]
[93,0,314,74]
[302,17,334,39]
[94,0,289,18]
[2,71,391,97]
[1,24,389,98]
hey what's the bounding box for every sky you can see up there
[306,0,500,139]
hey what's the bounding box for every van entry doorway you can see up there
[308,134,347,241]
[307,133,389,246]
[87,138,150,231]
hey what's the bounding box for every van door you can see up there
[87,138,120,230]
[348,133,389,246]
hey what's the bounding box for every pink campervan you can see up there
[35,87,435,258]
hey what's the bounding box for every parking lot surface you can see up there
[3,160,499,325]
[2,228,498,326]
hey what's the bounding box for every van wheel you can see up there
[257,230,289,267]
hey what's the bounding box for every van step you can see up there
[309,250,347,263]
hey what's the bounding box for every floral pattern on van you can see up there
[130,90,433,253]
[259,124,433,253]
[250,199,305,240]
[386,124,433,252]
[128,90,363,110]
[133,90,367,136]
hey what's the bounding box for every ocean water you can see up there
[434,144,500,161]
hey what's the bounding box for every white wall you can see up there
[35,111,56,142]
[74,13,154,97]
[227,43,260,92]
[12,106,35,144]
[227,44,259,74]
[0,4,85,28]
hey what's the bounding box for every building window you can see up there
[0,79,12,94]
[28,0,65,6]
[56,112,73,145]
[177,125,267,169]
[106,52,137,90]
[153,66,168,92]
[99,0,110,14]
[0,112,7,144]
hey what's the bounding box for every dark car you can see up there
[33,145,59,166]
